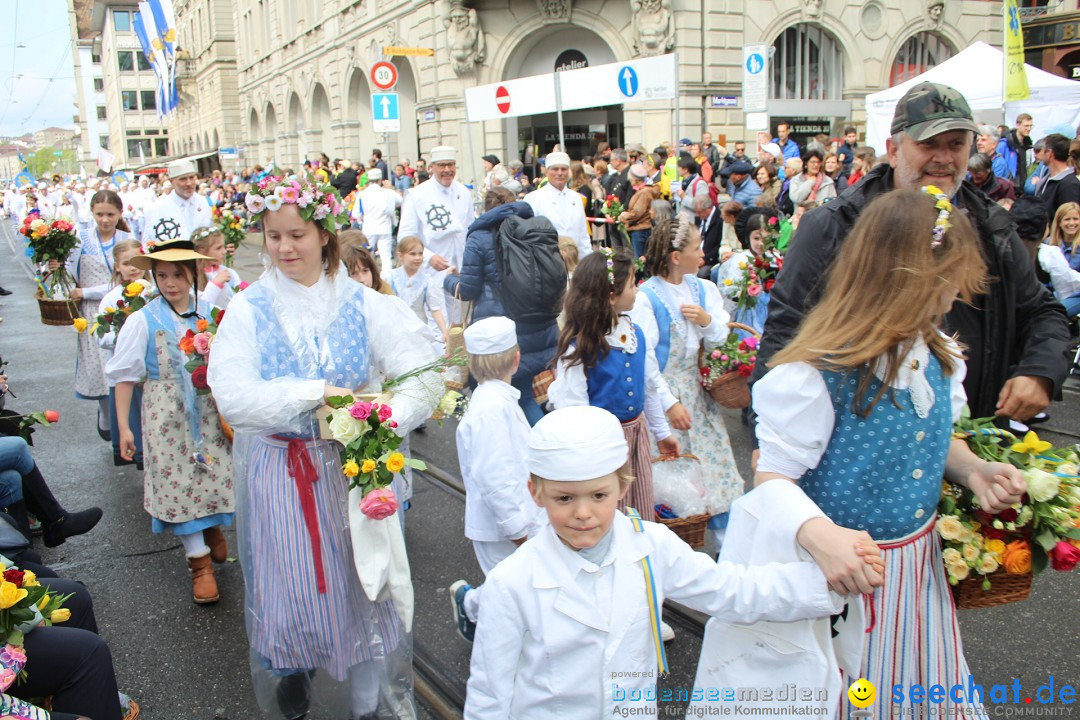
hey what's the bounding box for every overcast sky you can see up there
[0,0,78,138]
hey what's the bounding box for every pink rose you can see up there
[768,216,778,226]
[1050,540,1080,571]
[193,332,213,356]
[720,354,729,362]
[377,404,392,422]
[280,186,300,203]
[710,350,722,360]
[747,283,762,297]
[237,281,250,291]
[389,420,398,429]
[350,401,372,420]
[0,668,16,692]
[744,336,759,350]
[359,487,399,520]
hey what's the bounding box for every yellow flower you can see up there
[0,581,27,610]
[124,281,144,297]
[738,261,747,270]
[723,278,733,286]
[386,452,405,474]
[924,184,944,197]
[1011,430,1051,455]
[72,317,88,333]
[361,459,377,474]
[984,539,1006,559]
[342,460,359,477]
[37,592,50,610]
[50,608,71,623]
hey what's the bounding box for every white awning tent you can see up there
[865,41,1080,155]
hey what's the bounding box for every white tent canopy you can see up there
[865,41,1080,155]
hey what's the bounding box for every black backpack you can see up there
[493,215,567,326]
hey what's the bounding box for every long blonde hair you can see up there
[1048,202,1080,254]
[771,188,987,416]
[110,239,147,286]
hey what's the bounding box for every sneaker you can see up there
[449,580,476,643]
[661,621,675,643]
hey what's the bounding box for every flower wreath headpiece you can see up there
[189,226,219,246]
[598,246,615,286]
[245,174,349,234]
[921,185,952,249]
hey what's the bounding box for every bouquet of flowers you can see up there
[177,308,226,394]
[92,281,154,339]
[697,329,759,409]
[0,560,73,687]
[938,414,1080,606]
[20,217,79,298]
[324,396,427,519]
[600,194,631,246]
[213,207,247,267]
[731,216,783,313]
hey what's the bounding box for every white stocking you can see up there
[178,531,209,558]
[348,660,380,718]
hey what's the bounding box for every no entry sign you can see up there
[495,86,510,114]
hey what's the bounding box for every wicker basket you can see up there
[532,369,555,405]
[652,453,710,548]
[953,569,1032,609]
[701,322,759,409]
[35,291,80,327]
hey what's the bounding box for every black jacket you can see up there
[697,207,725,266]
[754,164,1071,418]
[609,167,632,206]
[331,167,358,196]
[1037,169,1080,226]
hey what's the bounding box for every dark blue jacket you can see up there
[444,202,559,381]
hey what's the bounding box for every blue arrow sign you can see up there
[372,92,400,121]
[746,53,764,75]
[618,66,639,97]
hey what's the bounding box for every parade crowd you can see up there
[0,80,1077,720]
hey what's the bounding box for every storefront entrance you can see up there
[516,107,624,177]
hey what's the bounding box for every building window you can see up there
[92,53,101,65]
[93,78,104,92]
[146,129,159,136]
[113,10,131,32]
[122,90,139,111]
[771,24,845,100]
[137,53,152,72]
[99,136,109,150]
[154,138,168,156]
[117,51,135,72]
[96,105,107,120]
[890,33,954,86]
[141,91,157,111]
[127,139,151,159]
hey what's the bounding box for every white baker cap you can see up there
[463,316,517,355]
[545,151,570,169]
[761,142,782,161]
[167,158,198,178]
[429,145,457,163]
[367,168,383,180]
[528,406,629,481]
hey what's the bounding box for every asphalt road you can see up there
[2,223,1078,719]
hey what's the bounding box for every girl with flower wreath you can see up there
[632,216,744,552]
[47,190,134,442]
[105,238,234,605]
[208,175,439,719]
[191,225,245,310]
[748,188,1026,719]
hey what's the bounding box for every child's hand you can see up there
[680,304,710,327]
[967,461,1026,513]
[855,539,885,577]
[119,429,136,461]
[657,436,680,457]
[666,402,691,430]
[213,269,231,287]
[797,517,883,595]
[225,243,237,254]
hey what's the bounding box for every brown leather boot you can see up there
[204,526,228,564]
[187,554,219,604]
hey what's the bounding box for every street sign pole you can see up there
[674,52,680,156]
[554,74,565,152]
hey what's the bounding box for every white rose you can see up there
[936,515,965,541]
[949,561,970,581]
[942,547,963,565]
[1057,462,1078,477]
[1024,468,1061,503]
[977,553,1000,574]
[327,408,363,446]
[962,543,981,563]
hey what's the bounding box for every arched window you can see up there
[771,24,844,100]
[890,33,954,86]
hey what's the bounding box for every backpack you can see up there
[493,215,567,326]
[690,175,720,208]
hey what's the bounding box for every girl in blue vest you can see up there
[632,216,744,551]
[753,188,1025,719]
[549,247,673,520]
[106,238,234,605]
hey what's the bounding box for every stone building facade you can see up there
[228,0,1009,184]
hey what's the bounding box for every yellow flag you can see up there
[1003,0,1031,101]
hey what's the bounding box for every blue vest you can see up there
[640,275,704,372]
[799,356,952,540]
[585,324,647,423]
[142,296,205,380]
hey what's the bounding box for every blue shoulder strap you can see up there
[625,508,669,676]
[641,280,671,373]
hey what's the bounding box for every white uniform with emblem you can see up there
[141,160,212,246]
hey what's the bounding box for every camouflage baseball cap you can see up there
[890,82,977,141]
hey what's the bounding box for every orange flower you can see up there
[178,336,196,354]
[196,318,209,332]
[1002,539,1032,574]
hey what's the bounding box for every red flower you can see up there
[606,194,615,202]
[699,367,710,378]
[764,278,775,292]
[996,508,1019,523]
[116,299,126,309]
[1050,540,1080,571]
[190,365,210,390]
[982,526,1006,541]
[737,364,753,378]
[3,569,24,587]
[214,308,226,324]
[44,410,60,423]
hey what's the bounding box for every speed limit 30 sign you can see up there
[371,61,398,90]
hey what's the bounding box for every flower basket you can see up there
[953,569,1032,609]
[701,322,759,409]
[34,290,80,327]
[653,453,709,548]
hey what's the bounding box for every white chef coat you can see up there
[457,380,544,543]
[142,191,213,246]
[398,177,474,268]
[356,183,402,237]
[464,508,841,720]
[523,182,591,260]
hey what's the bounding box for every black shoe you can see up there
[42,507,103,548]
[97,425,112,442]
[275,671,313,720]
[113,452,135,467]
[0,287,11,296]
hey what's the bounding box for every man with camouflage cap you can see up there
[755,81,1070,422]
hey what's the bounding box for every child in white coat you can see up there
[463,405,883,720]
[449,316,544,642]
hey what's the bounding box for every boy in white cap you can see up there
[524,151,591,261]
[464,405,883,719]
[449,316,544,642]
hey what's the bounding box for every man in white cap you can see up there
[354,167,402,280]
[398,145,475,321]
[141,158,210,246]
[523,151,590,260]
[464,404,864,719]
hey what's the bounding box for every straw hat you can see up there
[130,238,212,269]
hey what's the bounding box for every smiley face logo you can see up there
[848,678,876,708]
